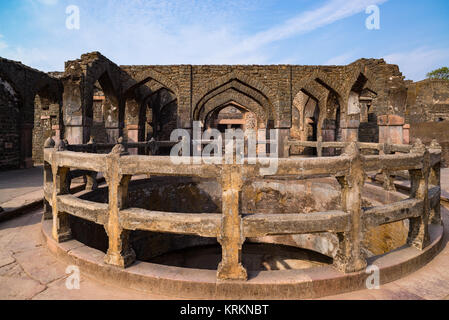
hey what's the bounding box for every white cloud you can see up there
[0,0,389,71]
[216,0,388,60]
[383,47,449,81]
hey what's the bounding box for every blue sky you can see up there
[0,0,448,81]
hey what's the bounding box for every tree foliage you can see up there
[427,67,449,80]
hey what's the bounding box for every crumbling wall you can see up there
[0,57,61,170]
[0,77,20,169]
[405,79,449,123]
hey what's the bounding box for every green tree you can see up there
[426,67,449,80]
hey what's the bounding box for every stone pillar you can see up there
[334,143,367,273]
[340,118,360,143]
[105,127,120,144]
[51,163,72,243]
[52,125,62,143]
[377,115,406,191]
[85,171,98,191]
[407,140,430,250]
[316,136,323,158]
[217,165,247,281]
[43,162,53,220]
[127,124,140,155]
[378,115,405,145]
[65,125,85,145]
[257,128,267,156]
[429,140,442,225]
[403,124,410,145]
[322,119,336,157]
[277,129,290,158]
[43,138,55,221]
[104,142,135,268]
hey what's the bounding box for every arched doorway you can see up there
[291,90,320,156]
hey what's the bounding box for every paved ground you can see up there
[0,167,43,212]
[0,209,172,300]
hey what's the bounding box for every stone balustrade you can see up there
[42,137,442,280]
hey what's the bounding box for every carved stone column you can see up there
[334,143,367,273]
[43,137,55,221]
[407,140,430,250]
[51,164,72,243]
[104,140,135,268]
[217,165,247,281]
[340,118,360,143]
[429,140,442,225]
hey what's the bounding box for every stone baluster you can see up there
[217,165,247,281]
[84,137,98,191]
[104,138,135,268]
[50,138,72,242]
[429,139,442,225]
[407,139,430,250]
[43,137,55,220]
[334,143,367,273]
[317,136,323,158]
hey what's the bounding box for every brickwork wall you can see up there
[405,79,449,123]
[0,79,20,169]
[4,51,449,172]
[0,57,61,170]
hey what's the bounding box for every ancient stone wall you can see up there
[0,57,61,170]
[5,51,449,171]
[405,79,449,167]
[405,79,449,123]
[0,78,20,169]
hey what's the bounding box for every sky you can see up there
[0,0,448,81]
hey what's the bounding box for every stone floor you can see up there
[0,209,170,300]
[0,166,44,212]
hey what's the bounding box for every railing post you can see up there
[379,143,396,191]
[334,142,367,273]
[317,136,323,158]
[429,140,442,225]
[50,141,72,243]
[217,164,247,281]
[407,139,430,250]
[43,137,55,221]
[104,139,135,268]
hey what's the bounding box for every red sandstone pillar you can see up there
[403,124,410,145]
[127,124,140,155]
[340,118,360,142]
[377,115,405,145]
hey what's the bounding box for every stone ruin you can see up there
[0,52,448,298]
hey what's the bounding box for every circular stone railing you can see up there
[42,137,443,282]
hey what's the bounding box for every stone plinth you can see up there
[378,115,405,145]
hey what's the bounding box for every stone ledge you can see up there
[42,218,444,299]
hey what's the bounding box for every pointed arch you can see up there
[193,71,276,124]
[123,68,179,98]
[196,88,267,126]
